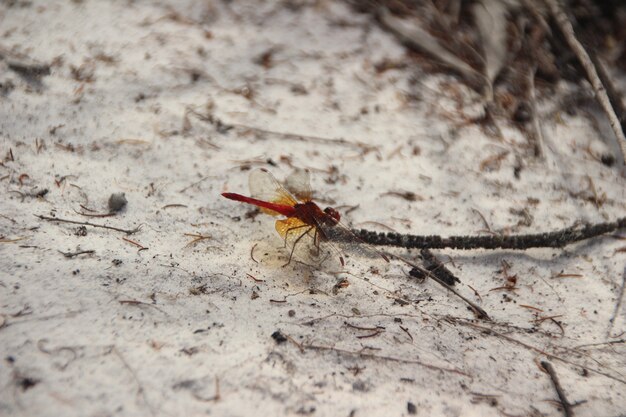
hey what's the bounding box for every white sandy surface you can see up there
[1,1,625,416]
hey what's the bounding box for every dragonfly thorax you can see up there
[293,202,340,226]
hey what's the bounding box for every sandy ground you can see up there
[1,1,625,416]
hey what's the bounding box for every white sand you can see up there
[1,1,625,416]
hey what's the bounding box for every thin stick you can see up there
[592,56,626,134]
[420,248,460,285]
[35,214,140,235]
[118,299,166,315]
[374,5,484,89]
[179,176,212,193]
[186,107,370,150]
[353,217,626,250]
[302,343,469,377]
[122,237,148,251]
[0,213,17,224]
[393,253,490,321]
[543,0,626,162]
[230,122,372,150]
[607,266,626,338]
[184,233,211,248]
[0,237,27,243]
[528,64,545,158]
[113,348,155,417]
[540,361,574,417]
[575,339,625,349]
[58,250,95,258]
[452,318,626,384]
[74,210,115,218]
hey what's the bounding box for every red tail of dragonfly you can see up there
[222,168,389,266]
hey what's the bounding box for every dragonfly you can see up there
[221,168,389,267]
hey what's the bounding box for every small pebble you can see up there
[600,154,615,167]
[108,192,127,212]
[271,330,287,344]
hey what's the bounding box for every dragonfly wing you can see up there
[314,218,390,263]
[284,168,312,201]
[249,168,298,216]
[275,217,313,240]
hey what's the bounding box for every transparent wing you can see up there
[275,214,388,267]
[314,217,390,264]
[275,217,313,239]
[275,217,331,266]
[284,168,312,201]
[248,168,298,215]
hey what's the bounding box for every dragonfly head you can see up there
[323,207,341,224]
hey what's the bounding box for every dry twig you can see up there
[35,215,141,235]
[451,318,626,384]
[540,361,575,417]
[113,348,155,417]
[186,107,372,151]
[302,342,469,377]
[373,5,484,92]
[58,250,95,258]
[184,233,212,248]
[543,0,626,163]
[528,64,545,158]
[419,248,460,285]
[354,216,626,250]
[393,253,490,320]
[607,266,626,338]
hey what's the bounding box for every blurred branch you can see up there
[472,0,510,100]
[375,5,485,90]
[543,0,626,164]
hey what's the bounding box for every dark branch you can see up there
[35,215,141,235]
[541,361,574,417]
[394,253,490,321]
[353,217,626,250]
[607,266,626,337]
[58,250,95,258]
[419,248,460,286]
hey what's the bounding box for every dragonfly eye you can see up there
[324,207,340,223]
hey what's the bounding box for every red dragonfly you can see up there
[222,168,389,266]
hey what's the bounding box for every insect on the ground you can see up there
[222,168,389,266]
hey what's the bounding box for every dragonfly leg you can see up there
[284,226,314,266]
[312,227,321,256]
[282,224,311,249]
[312,226,343,266]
